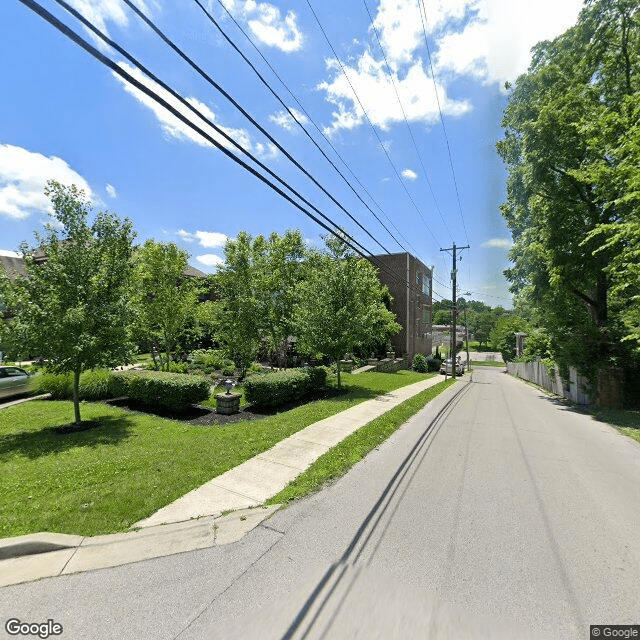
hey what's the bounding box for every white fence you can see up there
[506,359,590,405]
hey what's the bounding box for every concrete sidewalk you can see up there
[0,374,451,586]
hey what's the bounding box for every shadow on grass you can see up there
[0,414,134,460]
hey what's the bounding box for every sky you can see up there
[0,0,585,307]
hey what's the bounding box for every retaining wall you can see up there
[506,359,590,405]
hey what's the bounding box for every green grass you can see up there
[580,407,640,444]
[267,378,456,505]
[0,370,433,538]
[470,360,504,368]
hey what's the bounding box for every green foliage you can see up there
[490,316,530,363]
[243,367,328,408]
[112,370,210,410]
[135,240,200,372]
[497,0,640,389]
[412,353,428,373]
[426,356,442,372]
[3,181,138,424]
[294,235,401,388]
[35,369,117,400]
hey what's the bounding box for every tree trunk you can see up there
[73,368,81,425]
[336,359,342,389]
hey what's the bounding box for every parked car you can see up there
[439,358,465,376]
[0,366,31,400]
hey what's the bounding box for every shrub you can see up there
[112,370,210,410]
[34,372,72,399]
[412,353,428,373]
[78,369,117,400]
[167,361,189,374]
[189,349,227,370]
[33,369,118,400]
[426,356,442,372]
[244,367,328,409]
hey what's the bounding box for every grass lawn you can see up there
[579,407,640,445]
[0,370,434,538]
[470,360,505,368]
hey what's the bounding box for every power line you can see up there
[118,0,395,256]
[362,0,454,243]
[21,0,437,306]
[196,0,410,255]
[305,0,442,253]
[49,0,376,263]
[417,0,470,245]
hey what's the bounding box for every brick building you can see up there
[367,252,433,360]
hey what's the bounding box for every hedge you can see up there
[244,367,328,409]
[34,369,117,400]
[112,370,210,410]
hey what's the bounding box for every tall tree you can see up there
[497,0,639,399]
[294,236,400,388]
[136,240,200,371]
[3,181,137,425]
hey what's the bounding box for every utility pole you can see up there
[440,243,470,379]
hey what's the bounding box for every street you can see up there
[2,368,639,639]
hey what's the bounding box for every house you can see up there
[367,252,433,361]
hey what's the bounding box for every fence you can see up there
[506,359,590,405]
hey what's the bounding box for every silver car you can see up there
[0,366,31,399]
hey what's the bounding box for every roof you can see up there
[0,250,207,280]
[0,254,27,282]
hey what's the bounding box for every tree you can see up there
[136,240,200,371]
[5,181,137,425]
[490,316,530,363]
[496,0,639,401]
[294,236,400,388]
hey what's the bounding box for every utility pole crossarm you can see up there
[440,243,470,379]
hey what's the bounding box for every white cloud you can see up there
[195,231,228,248]
[196,253,225,267]
[0,249,21,257]
[434,0,584,86]
[223,0,303,52]
[0,144,93,220]
[318,0,582,134]
[319,51,471,135]
[401,168,418,180]
[177,229,195,242]
[269,108,309,132]
[113,62,274,158]
[482,238,513,249]
[106,183,117,198]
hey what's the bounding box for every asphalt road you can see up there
[2,368,639,639]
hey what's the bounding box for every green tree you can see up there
[491,316,530,363]
[496,0,639,397]
[136,240,200,371]
[216,231,263,377]
[294,236,400,388]
[3,181,137,425]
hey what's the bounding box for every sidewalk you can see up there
[0,374,453,586]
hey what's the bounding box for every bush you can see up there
[78,369,117,400]
[188,349,227,370]
[34,372,72,399]
[244,367,328,409]
[426,356,442,372]
[412,353,428,373]
[34,369,117,400]
[167,361,189,374]
[112,370,210,410]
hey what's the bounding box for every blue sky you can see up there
[1,0,584,306]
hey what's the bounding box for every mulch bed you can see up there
[105,387,348,426]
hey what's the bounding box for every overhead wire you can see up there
[361,0,454,243]
[47,0,376,263]
[304,0,442,254]
[417,0,470,245]
[196,0,410,255]
[20,0,442,303]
